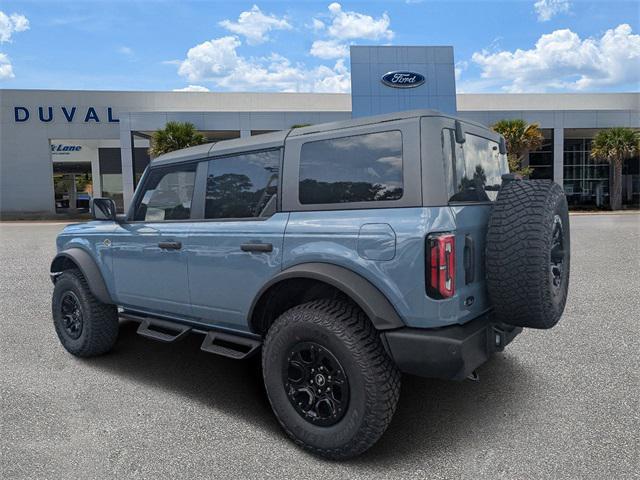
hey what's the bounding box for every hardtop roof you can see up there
[150,109,491,166]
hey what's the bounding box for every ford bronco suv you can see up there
[51,110,570,459]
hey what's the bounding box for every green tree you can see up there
[590,127,640,210]
[149,121,206,157]
[492,119,544,177]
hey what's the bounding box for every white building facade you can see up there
[1,46,638,217]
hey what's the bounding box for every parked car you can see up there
[50,110,570,459]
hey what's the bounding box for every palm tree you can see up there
[492,119,544,177]
[590,127,640,210]
[149,121,206,157]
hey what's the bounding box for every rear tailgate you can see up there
[450,204,492,319]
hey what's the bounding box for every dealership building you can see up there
[1,45,638,217]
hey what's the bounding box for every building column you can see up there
[119,115,135,210]
[90,149,102,198]
[240,129,251,138]
[553,127,564,187]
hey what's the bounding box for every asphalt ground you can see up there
[1,214,638,479]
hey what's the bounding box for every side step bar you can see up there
[121,312,261,359]
[200,331,261,360]
[133,316,192,343]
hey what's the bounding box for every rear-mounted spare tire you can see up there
[486,179,570,329]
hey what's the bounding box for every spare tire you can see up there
[486,179,570,329]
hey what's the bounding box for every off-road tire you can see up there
[262,299,401,460]
[52,269,119,357]
[486,180,570,329]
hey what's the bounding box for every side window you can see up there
[299,130,403,205]
[205,150,280,219]
[133,165,197,221]
[445,130,507,202]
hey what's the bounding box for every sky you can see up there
[0,0,638,93]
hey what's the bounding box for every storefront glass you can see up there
[528,129,554,180]
[563,138,610,208]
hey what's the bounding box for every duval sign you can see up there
[14,106,119,123]
[381,71,426,88]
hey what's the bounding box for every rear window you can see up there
[299,130,403,205]
[443,129,507,202]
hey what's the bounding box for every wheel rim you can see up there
[60,291,83,339]
[550,215,565,291]
[283,342,349,427]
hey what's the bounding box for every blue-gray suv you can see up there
[51,110,570,459]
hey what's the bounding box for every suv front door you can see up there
[187,149,287,332]
[111,163,198,317]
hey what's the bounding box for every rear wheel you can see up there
[52,269,119,357]
[262,299,401,459]
[486,179,570,329]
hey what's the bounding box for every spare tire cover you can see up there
[486,180,570,329]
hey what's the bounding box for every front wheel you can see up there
[262,299,401,460]
[52,269,119,357]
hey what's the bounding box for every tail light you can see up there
[426,233,456,298]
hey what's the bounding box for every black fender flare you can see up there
[249,262,405,331]
[50,248,114,305]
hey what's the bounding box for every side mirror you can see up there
[454,120,466,144]
[91,198,117,221]
[499,136,507,155]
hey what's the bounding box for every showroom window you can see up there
[298,130,403,205]
[528,129,554,180]
[563,138,610,208]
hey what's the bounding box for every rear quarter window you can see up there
[298,130,403,205]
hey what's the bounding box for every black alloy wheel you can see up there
[284,341,349,427]
[550,215,565,290]
[60,291,84,339]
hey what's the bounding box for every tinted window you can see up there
[134,165,196,221]
[446,131,507,202]
[205,150,280,219]
[299,131,403,204]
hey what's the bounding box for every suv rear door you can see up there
[186,149,287,332]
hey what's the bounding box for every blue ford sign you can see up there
[381,71,425,88]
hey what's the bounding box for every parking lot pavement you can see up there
[1,214,638,480]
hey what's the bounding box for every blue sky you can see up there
[0,0,638,93]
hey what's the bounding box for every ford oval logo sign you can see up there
[381,71,425,88]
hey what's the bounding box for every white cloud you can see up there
[534,0,570,22]
[118,46,134,56]
[308,3,393,60]
[310,39,349,59]
[0,52,14,79]
[173,85,210,92]
[178,36,242,82]
[0,11,29,43]
[176,35,350,93]
[322,3,393,41]
[219,5,291,45]
[471,24,640,92]
[455,60,468,81]
[311,18,325,32]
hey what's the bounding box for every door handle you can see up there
[240,243,273,253]
[158,241,182,250]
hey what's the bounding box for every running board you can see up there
[123,313,192,343]
[200,331,261,360]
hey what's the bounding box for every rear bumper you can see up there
[381,314,521,381]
